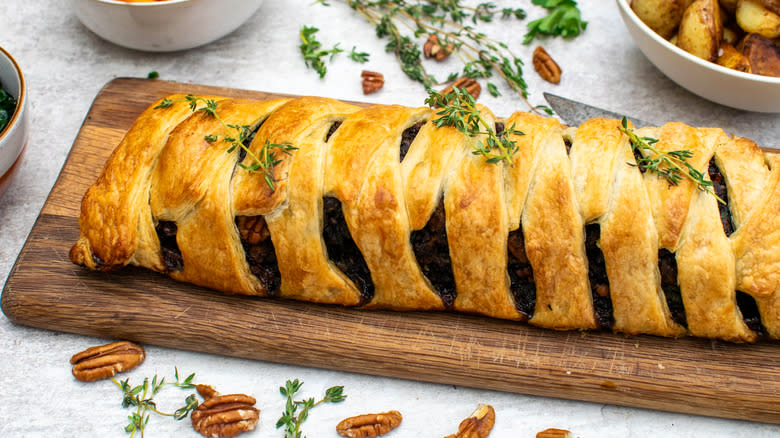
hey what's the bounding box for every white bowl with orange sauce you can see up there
[72,0,265,52]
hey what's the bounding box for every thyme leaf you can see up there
[112,368,198,438]
[348,46,370,63]
[425,87,524,165]
[276,379,347,438]
[618,118,724,204]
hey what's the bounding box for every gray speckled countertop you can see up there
[1,1,779,436]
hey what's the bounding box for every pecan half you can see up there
[191,393,260,438]
[70,341,145,382]
[361,70,385,94]
[536,428,573,438]
[336,410,403,438]
[440,77,481,100]
[423,34,454,61]
[197,384,220,400]
[444,404,495,438]
[532,46,562,84]
[236,216,270,245]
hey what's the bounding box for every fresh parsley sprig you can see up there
[425,88,524,165]
[524,0,588,45]
[111,367,198,438]
[154,94,297,191]
[276,379,347,438]
[618,118,723,204]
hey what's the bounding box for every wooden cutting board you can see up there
[3,78,779,424]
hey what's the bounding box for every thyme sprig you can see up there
[254,139,298,190]
[318,0,541,109]
[300,26,345,78]
[618,118,723,204]
[425,88,524,164]
[154,94,297,190]
[111,367,198,438]
[276,379,347,438]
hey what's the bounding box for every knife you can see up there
[543,93,777,150]
[543,92,652,128]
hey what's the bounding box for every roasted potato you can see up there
[678,0,723,60]
[631,0,689,38]
[634,0,780,75]
[716,42,754,70]
[736,0,780,38]
[738,32,780,75]
[755,0,780,15]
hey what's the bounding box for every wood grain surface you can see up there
[2,78,778,424]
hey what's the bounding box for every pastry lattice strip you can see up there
[70,96,780,342]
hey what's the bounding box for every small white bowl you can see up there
[616,0,780,113]
[0,46,28,198]
[72,0,265,52]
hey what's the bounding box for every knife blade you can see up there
[543,92,652,128]
[543,92,778,151]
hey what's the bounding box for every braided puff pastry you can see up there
[70,95,780,342]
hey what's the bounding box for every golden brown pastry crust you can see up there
[71,95,780,342]
[570,119,683,337]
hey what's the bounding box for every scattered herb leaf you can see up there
[276,379,347,438]
[348,46,370,63]
[147,71,160,79]
[618,118,723,204]
[425,87,524,165]
[524,0,587,45]
[300,25,344,78]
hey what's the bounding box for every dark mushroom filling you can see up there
[325,121,343,142]
[707,159,734,236]
[410,199,456,308]
[322,196,374,303]
[495,122,505,136]
[585,224,614,329]
[564,137,573,155]
[400,121,425,162]
[156,221,183,272]
[659,249,687,327]
[736,291,764,336]
[631,142,645,170]
[236,216,281,295]
[507,227,535,318]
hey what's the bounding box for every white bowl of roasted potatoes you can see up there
[617,0,780,112]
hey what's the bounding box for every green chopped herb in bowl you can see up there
[0,81,16,134]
